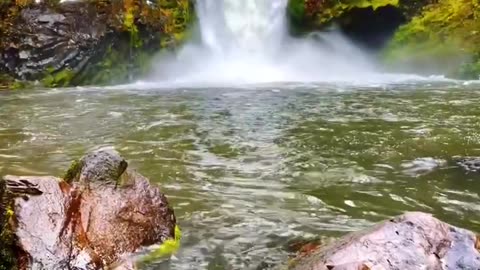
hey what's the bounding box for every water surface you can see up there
[1,81,480,269]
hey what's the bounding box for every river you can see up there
[1,80,480,269]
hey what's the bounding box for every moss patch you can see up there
[41,68,75,88]
[137,225,182,265]
[63,159,82,183]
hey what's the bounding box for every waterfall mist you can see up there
[146,0,430,85]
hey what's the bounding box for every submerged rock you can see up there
[455,157,480,173]
[289,212,480,270]
[0,148,177,269]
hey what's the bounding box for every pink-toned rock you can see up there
[291,212,480,270]
[0,149,176,270]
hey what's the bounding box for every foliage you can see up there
[383,0,480,79]
[287,0,400,33]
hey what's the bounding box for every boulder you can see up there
[0,148,177,270]
[290,212,480,270]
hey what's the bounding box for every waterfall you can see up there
[196,0,288,55]
[149,0,381,85]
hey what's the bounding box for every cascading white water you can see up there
[147,0,428,85]
[196,0,288,55]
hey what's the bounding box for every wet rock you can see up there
[455,157,480,173]
[290,212,480,270]
[0,148,176,269]
[0,0,192,88]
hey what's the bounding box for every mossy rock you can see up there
[0,149,178,269]
[382,0,480,79]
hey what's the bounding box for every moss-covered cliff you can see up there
[286,0,431,50]
[287,0,480,79]
[383,0,480,79]
[0,0,193,89]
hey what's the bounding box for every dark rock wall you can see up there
[0,0,193,88]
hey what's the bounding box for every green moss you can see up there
[383,0,480,79]
[137,225,182,264]
[63,159,83,183]
[41,68,75,88]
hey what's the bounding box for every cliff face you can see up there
[0,0,193,89]
[287,0,480,79]
[287,0,428,33]
[384,0,480,79]
[286,0,431,53]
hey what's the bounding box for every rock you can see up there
[289,212,480,270]
[455,157,480,173]
[286,0,479,79]
[382,0,480,79]
[0,0,192,88]
[287,0,429,34]
[0,148,177,269]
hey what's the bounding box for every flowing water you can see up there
[1,81,480,269]
[149,0,379,84]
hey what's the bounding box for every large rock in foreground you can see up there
[290,212,480,270]
[0,148,177,270]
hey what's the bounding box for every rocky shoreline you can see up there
[1,149,480,269]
